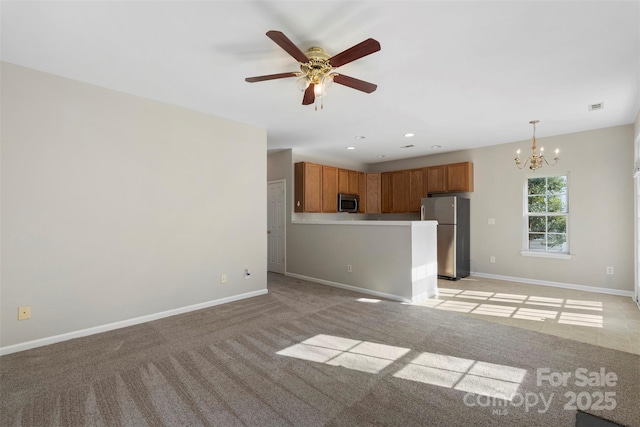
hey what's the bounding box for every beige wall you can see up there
[1,63,268,349]
[287,221,438,302]
[369,125,635,293]
[272,124,635,294]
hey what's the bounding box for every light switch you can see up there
[488,218,496,225]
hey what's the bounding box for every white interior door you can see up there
[267,180,286,274]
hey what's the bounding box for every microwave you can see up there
[338,193,359,213]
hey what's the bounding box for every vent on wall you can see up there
[588,102,604,111]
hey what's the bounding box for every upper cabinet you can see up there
[390,170,410,213]
[358,172,367,213]
[322,165,338,213]
[338,169,359,194]
[426,161,474,194]
[381,172,391,213]
[294,162,322,212]
[295,160,473,214]
[446,161,474,193]
[426,165,447,194]
[408,168,427,212]
[365,173,381,214]
[382,168,427,213]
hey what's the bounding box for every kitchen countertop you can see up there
[291,220,437,226]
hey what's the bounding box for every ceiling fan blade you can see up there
[245,72,298,83]
[329,38,381,68]
[302,84,315,105]
[266,30,309,63]
[333,74,377,93]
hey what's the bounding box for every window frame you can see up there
[521,173,573,260]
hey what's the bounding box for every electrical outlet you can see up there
[488,218,496,225]
[220,274,228,284]
[490,256,496,263]
[347,264,352,273]
[606,266,614,275]
[18,306,30,320]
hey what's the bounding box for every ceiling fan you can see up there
[245,31,381,108]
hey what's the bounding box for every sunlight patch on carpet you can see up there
[277,334,526,401]
[357,298,381,303]
[395,352,526,401]
[276,334,411,374]
[423,287,605,327]
[558,312,604,328]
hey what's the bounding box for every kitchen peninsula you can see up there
[286,219,438,302]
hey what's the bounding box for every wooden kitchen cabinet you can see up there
[382,168,425,213]
[365,173,381,214]
[349,170,359,194]
[390,170,410,213]
[338,169,359,194]
[381,170,412,213]
[358,172,366,213]
[296,160,472,214]
[446,161,474,192]
[426,165,447,194]
[322,165,338,212]
[338,169,349,193]
[294,162,322,212]
[381,172,391,213]
[426,162,474,194]
[408,168,427,212]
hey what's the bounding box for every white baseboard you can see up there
[0,289,268,356]
[471,272,635,298]
[285,272,412,303]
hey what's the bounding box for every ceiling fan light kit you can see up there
[245,30,380,110]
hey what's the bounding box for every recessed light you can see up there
[401,144,414,149]
[355,136,366,139]
[346,146,356,150]
[377,155,386,158]
[431,145,442,149]
[404,133,415,138]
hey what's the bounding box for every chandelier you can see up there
[515,120,559,170]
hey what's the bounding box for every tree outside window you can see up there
[526,175,568,252]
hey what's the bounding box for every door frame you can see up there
[635,132,640,308]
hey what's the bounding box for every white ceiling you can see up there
[2,1,639,164]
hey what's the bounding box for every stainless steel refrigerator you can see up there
[420,196,470,280]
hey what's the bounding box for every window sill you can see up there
[520,251,573,260]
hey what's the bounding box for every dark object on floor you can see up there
[577,410,625,427]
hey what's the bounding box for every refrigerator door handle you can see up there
[420,205,425,221]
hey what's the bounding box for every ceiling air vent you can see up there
[588,102,604,111]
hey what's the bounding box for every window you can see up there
[525,175,568,254]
